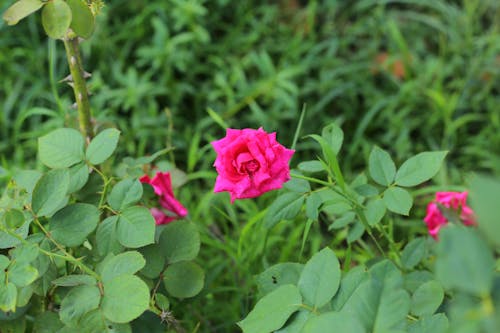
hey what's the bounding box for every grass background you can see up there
[0,0,499,331]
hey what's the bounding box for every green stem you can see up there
[63,37,94,139]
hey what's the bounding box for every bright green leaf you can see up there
[298,247,341,308]
[237,284,302,333]
[2,0,44,26]
[66,0,95,39]
[32,169,69,217]
[4,209,25,229]
[369,146,396,186]
[86,128,120,165]
[163,261,204,299]
[321,123,344,155]
[383,186,413,215]
[158,221,200,264]
[8,263,38,287]
[298,161,324,173]
[101,251,145,282]
[107,179,143,211]
[0,283,17,312]
[395,151,447,187]
[102,275,150,323]
[38,128,84,168]
[409,313,449,333]
[41,0,72,39]
[49,203,99,247]
[116,206,155,248]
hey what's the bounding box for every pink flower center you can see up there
[242,160,260,175]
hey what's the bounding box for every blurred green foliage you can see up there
[1,0,499,331]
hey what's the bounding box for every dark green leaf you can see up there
[86,128,120,165]
[257,263,304,296]
[107,179,143,211]
[158,221,200,264]
[163,261,204,298]
[96,216,123,256]
[369,146,396,186]
[67,162,89,194]
[101,251,145,282]
[59,285,100,327]
[116,206,155,248]
[383,186,413,215]
[49,203,99,247]
[298,247,341,308]
[237,284,302,333]
[52,275,97,287]
[32,169,69,217]
[139,245,165,279]
[264,192,304,229]
[365,198,386,226]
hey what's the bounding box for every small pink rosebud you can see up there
[140,172,188,225]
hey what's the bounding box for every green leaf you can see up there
[408,313,449,333]
[411,281,444,316]
[401,237,427,269]
[86,128,120,165]
[96,216,123,256]
[52,275,97,287]
[305,192,322,220]
[0,256,10,270]
[302,311,365,333]
[469,175,500,248]
[365,198,386,226]
[107,179,143,211]
[34,312,64,333]
[158,221,200,264]
[321,123,344,155]
[0,220,30,249]
[101,251,145,282]
[369,146,396,186]
[17,284,34,307]
[404,271,434,293]
[2,0,44,26]
[11,242,39,264]
[257,263,304,297]
[4,209,25,229]
[59,285,100,327]
[237,284,302,333]
[67,162,89,194]
[340,260,410,333]
[435,225,495,295]
[275,310,312,333]
[8,263,38,287]
[41,0,72,39]
[102,275,150,323]
[283,175,310,193]
[163,261,204,299]
[116,206,155,248]
[38,128,84,168]
[49,203,99,247]
[395,151,447,187]
[32,169,69,217]
[264,192,305,229]
[139,244,165,279]
[0,283,17,312]
[298,247,341,308]
[383,186,413,215]
[79,309,132,333]
[331,265,369,311]
[155,293,170,311]
[298,161,324,173]
[66,0,95,39]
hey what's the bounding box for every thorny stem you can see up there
[63,37,94,139]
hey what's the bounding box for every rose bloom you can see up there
[423,191,475,239]
[211,128,295,202]
[140,171,188,225]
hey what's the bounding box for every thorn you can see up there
[71,103,77,109]
[66,82,74,88]
[59,74,73,83]
[83,71,92,79]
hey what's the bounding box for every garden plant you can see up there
[0,0,499,332]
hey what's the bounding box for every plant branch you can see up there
[63,37,94,139]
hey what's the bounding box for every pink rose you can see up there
[211,128,295,202]
[140,171,188,225]
[423,191,475,239]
